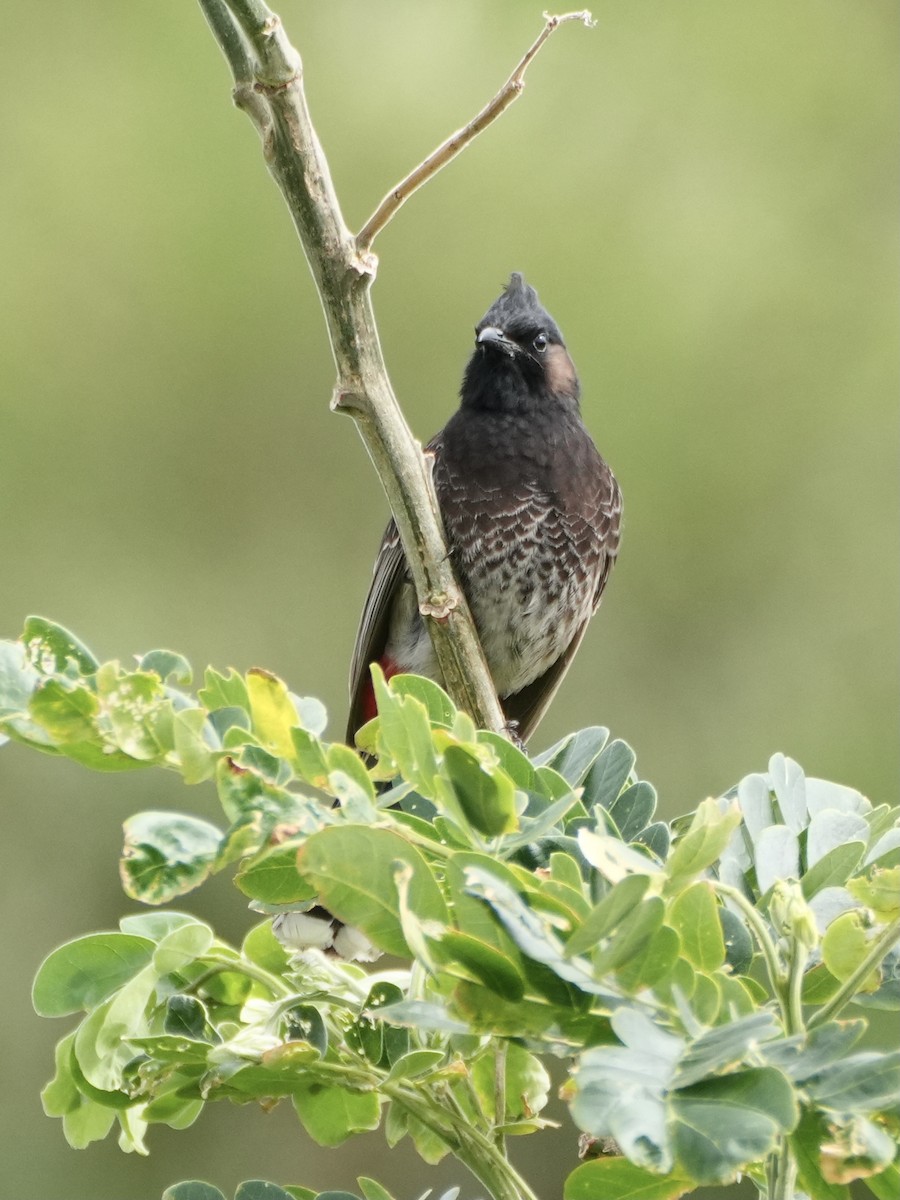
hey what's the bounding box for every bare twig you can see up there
[198,0,519,734]
[357,11,595,252]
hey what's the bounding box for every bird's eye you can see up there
[533,333,548,353]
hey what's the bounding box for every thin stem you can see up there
[713,883,788,1020]
[808,913,900,1029]
[221,0,301,81]
[770,1137,797,1200]
[198,0,252,80]
[493,1040,508,1152]
[785,943,807,1036]
[358,11,595,251]
[765,1153,778,1200]
[186,954,292,998]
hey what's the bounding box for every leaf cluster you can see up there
[3,619,899,1200]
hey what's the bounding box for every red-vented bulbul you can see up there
[347,273,622,745]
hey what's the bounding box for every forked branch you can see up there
[196,0,592,737]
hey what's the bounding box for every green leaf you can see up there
[326,743,376,806]
[199,667,250,713]
[577,829,662,883]
[23,616,99,675]
[376,999,470,1035]
[119,911,197,941]
[291,727,330,788]
[566,877,652,958]
[173,707,216,784]
[153,921,214,974]
[564,1159,690,1200]
[689,972,721,1025]
[802,843,866,898]
[665,799,742,892]
[32,932,154,1017]
[96,663,172,761]
[550,850,585,890]
[297,826,448,957]
[29,679,99,743]
[583,739,636,812]
[609,780,657,842]
[614,925,680,993]
[670,1067,798,1184]
[847,867,900,919]
[246,669,298,759]
[434,930,525,1000]
[442,744,517,836]
[291,694,328,735]
[0,639,40,717]
[792,1108,851,1200]
[808,810,869,868]
[384,1050,445,1082]
[165,995,211,1041]
[120,811,224,903]
[865,1164,900,1200]
[634,822,671,862]
[762,1020,865,1082]
[477,731,537,790]
[822,911,881,989]
[719,905,754,975]
[214,756,306,828]
[673,1012,780,1088]
[534,726,610,785]
[139,649,192,686]
[235,1183,298,1200]
[669,882,725,971]
[162,1185,228,1200]
[143,1085,203,1130]
[570,1013,682,1171]
[62,1093,117,1149]
[41,1033,80,1117]
[756,824,801,895]
[594,898,665,974]
[292,1078,381,1146]
[464,865,619,1000]
[472,1043,550,1121]
[357,1181,396,1200]
[284,1005,328,1057]
[372,666,438,791]
[242,920,290,974]
[73,965,157,1090]
[806,1051,900,1112]
[235,845,317,905]
[389,674,456,726]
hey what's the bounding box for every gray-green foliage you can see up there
[2,618,899,1200]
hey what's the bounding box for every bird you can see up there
[346,272,622,748]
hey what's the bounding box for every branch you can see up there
[198,0,512,734]
[358,11,595,252]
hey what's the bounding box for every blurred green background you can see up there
[1,1,896,1197]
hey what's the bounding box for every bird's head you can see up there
[461,272,580,413]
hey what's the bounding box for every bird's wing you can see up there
[502,469,623,744]
[346,519,407,743]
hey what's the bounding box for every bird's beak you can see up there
[476,326,517,358]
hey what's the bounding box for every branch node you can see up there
[421,592,459,623]
[254,73,302,96]
[330,385,365,415]
[350,250,378,278]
